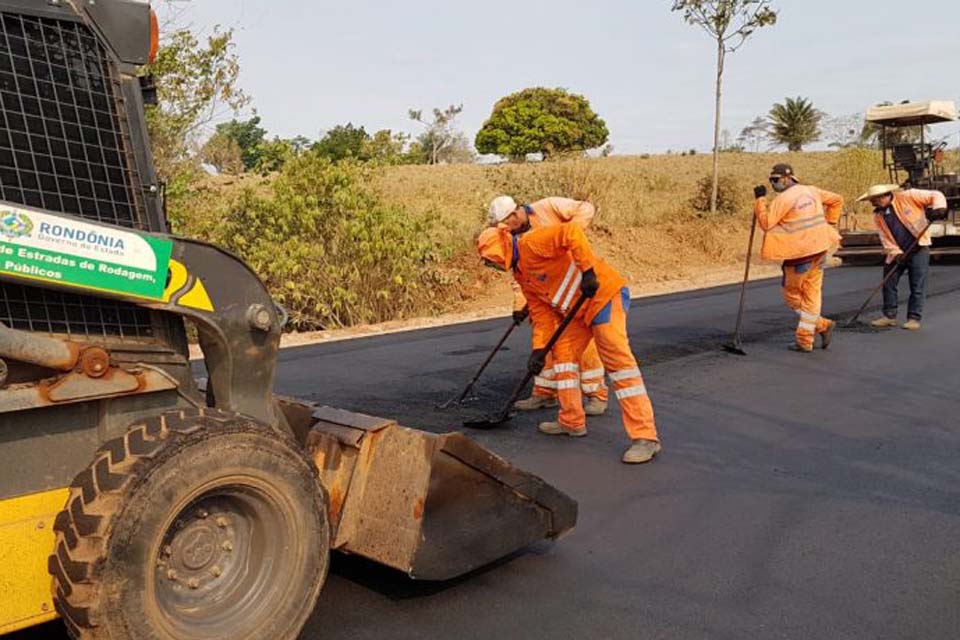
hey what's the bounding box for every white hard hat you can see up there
[488,195,518,224]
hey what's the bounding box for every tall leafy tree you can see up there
[208,115,267,170]
[144,27,249,179]
[768,96,822,151]
[672,1,777,214]
[475,88,608,161]
[312,124,370,163]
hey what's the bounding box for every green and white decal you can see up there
[0,205,172,300]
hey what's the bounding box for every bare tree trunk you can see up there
[710,40,725,215]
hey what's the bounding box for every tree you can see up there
[144,26,249,180]
[738,116,770,151]
[208,115,267,170]
[474,88,609,161]
[822,113,865,149]
[718,129,744,152]
[312,123,370,163]
[768,96,822,151]
[361,129,410,165]
[254,137,296,174]
[671,1,777,214]
[199,132,243,174]
[409,105,467,165]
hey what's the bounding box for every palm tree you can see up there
[768,97,821,151]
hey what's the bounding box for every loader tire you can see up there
[48,407,329,640]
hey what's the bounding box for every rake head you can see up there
[721,340,748,356]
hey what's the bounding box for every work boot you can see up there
[870,316,897,328]
[819,321,835,350]
[621,439,661,464]
[583,397,608,416]
[513,395,557,411]
[538,421,587,437]
[902,319,922,331]
[788,343,813,353]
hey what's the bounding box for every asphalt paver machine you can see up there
[0,2,576,637]
[837,100,960,262]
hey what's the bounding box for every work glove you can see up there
[926,207,948,221]
[512,306,529,325]
[580,268,599,298]
[527,349,547,375]
[753,185,767,199]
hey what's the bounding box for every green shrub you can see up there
[207,152,448,329]
[689,173,746,216]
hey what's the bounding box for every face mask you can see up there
[771,178,789,193]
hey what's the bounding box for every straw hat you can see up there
[857,184,902,202]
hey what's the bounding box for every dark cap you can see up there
[770,163,800,182]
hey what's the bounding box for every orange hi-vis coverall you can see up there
[755,184,843,350]
[510,197,607,402]
[512,224,658,441]
[874,189,947,263]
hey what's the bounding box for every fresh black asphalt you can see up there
[21,265,960,640]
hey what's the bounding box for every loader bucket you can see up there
[285,403,577,581]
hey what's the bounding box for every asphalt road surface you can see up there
[20,265,960,640]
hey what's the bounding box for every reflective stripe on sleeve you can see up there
[609,368,641,382]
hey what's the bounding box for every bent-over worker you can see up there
[488,195,608,415]
[477,223,661,464]
[858,184,948,330]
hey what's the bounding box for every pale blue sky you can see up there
[159,0,960,154]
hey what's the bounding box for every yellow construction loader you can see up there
[0,2,576,638]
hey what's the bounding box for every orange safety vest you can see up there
[511,197,596,311]
[512,224,626,348]
[754,185,843,261]
[874,189,947,255]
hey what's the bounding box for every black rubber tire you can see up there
[48,407,329,640]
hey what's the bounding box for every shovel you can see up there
[464,294,587,429]
[437,315,523,410]
[722,213,758,356]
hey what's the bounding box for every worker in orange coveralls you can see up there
[477,223,661,464]
[487,195,608,416]
[753,163,844,353]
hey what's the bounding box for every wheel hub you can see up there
[157,501,236,593]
